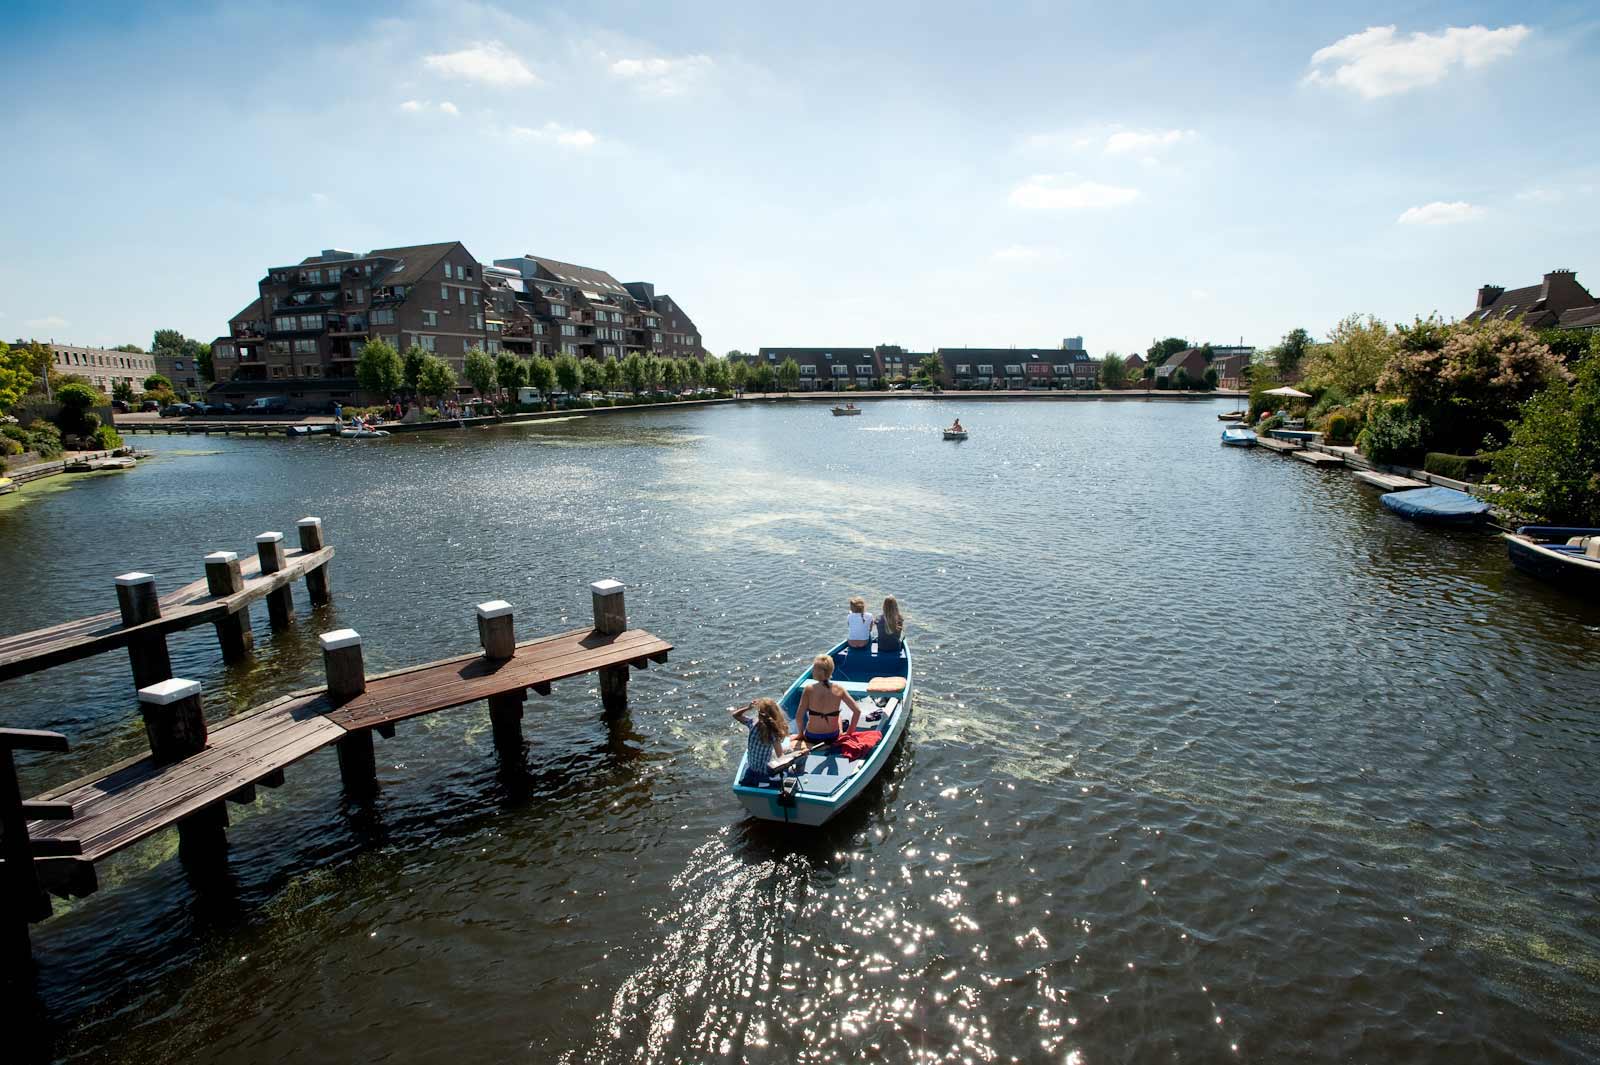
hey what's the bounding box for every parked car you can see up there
[140,399,160,412]
[247,397,290,414]
[192,401,238,416]
[160,403,197,418]
[111,399,130,413]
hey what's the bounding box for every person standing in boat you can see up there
[950,417,963,433]
[730,698,792,785]
[875,596,905,654]
[797,654,862,745]
[846,597,873,648]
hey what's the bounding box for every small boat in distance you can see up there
[1503,526,1600,594]
[338,425,391,438]
[1218,410,1246,421]
[732,638,912,826]
[1379,486,1490,527]
[831,404,862,416]
[943,429,968,440]
[1220,426,1257,447]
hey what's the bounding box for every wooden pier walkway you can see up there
[1353,470,1428,491]
[1257,436,1301,454]
[1292,449,1343,468]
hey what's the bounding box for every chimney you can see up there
[1477,284,1504,309]
[1542,269,1576,301]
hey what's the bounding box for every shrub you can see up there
[1422,453,1487,482]
[92,424,124,451]
[1258,413,1285,432]
[1323,411,1358,445]
[1361,402,1426,465]
[1,438,21,457]
[26,421,63,458]
[11,393,59,428]
[1489,347,1600,525]
[1309,385,1350,421]
[1,425,28,447]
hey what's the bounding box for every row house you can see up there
[753,347,883,390]
[938,347,1099,390]
[35,343,158,393]
[1466,268,1600,331]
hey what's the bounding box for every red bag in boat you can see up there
[835,730,882,759]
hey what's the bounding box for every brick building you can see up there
[939,346,1099,389]
[36,343,158,394]
[1466,268,1600,330]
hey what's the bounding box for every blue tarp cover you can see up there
[1380,486,1489,522]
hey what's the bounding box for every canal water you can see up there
[1,399,1596,1064]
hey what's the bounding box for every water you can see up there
[2,399,1597,1063]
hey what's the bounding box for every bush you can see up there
[92,424,124,451]
[1489,347,1600,525]
[1258,413,1285,432]
[26,421,63,458]
[1422,452,1487,482]
[11,393,59,428]
[1323,410,1358,445]
[1,425,28,447]
[1309,386,1351,421]
[1,437,21,457]
[1361,402,1426,465]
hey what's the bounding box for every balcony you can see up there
[328,317,369,336]
[371,286,408,303]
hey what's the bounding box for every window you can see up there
[978,364,993,374]
[441,283,449,299]
[305,364,321,378]
[371,308,395,325]
[603,345,617,357]
[855,364,873,375]
[306,269,322,284]
[353,287,367,303]
[274,315,297,331]
[418,335,436,352]
[486,340,500,354]
[463,265,472,281]
[1005,364,1022,375]
[443,263,454,280]
[271,364,286,378]
[174,360,186,370]
[423,310,438,327]
[301,314,323,330]
[549,303,566,317]
[488,320,501,332]
[1053,364,1069,374]
[832,365,848,376]
[532,322,545,335]
[458,288,466,305]
[268,341,290,355]
[956,364,971,374]
[652,332,662,344]
[470,291,479,306]
[293,339,317,354]
[799,364,816,375]
[561,324,577,336]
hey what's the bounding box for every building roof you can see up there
[1558,305,1600,329]
[527,256,631,296]
[366,241,462,286]
[229,296,265,325]
[1156,348,1210,378]
[1465,270,1596,328]
[1125,353,1146,367]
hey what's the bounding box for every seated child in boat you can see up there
[846,597,873,648]
[950,418,963,433]
[797,654,862,744]
[731,697,792,784]
[875,595,905,654]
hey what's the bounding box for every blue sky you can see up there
[2,1,1597,357]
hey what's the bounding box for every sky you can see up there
[2,0,1598,358]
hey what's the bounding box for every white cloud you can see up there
[608,54,713,95]
[400,99,423,112]
[25,315,68,330]
[1010,175,1139,210]
[1104,128,1195,155]
[510,122,597,149]
[423,41,539,87]
[1514,187,1560,203]
[1305,24,1529,98]
[400,99,461,116]
[1396,201,1485,225]
[439,101,459,115]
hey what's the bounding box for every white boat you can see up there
[943,429,968,441]
[337,427,391,438]
[731,639,912,826]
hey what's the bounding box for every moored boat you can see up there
[943,430,968,441]
[1503,526,1600,593]
[1220,426,1257,447]
[1379,486,1490,526]
[1217,410,1246,421]
[831,406,862,416]
[732,638,912,826]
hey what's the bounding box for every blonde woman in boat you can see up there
[796,654,862,745]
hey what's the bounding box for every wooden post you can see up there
[477,601,525,755]
[137,679,226,853]
[115,571,172,690]
[591,579,629,715]
[256,532,293,631]
[0,729,69,980]
[203,550,253,662]
[297,517,331,607]
[322,630,375,798]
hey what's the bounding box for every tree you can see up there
[356,338,404,396]
[1172,367,1190,390]
[643,354,665,393]
[1275,328,1312,378]
[1203,367,1219,390]
[495,352,524,402]
[527,355,556,406]
[621,352,646,394]
[776,357,800,392]
[403,346,428,392]
[661,357,682,393]
[1301,314,1391,398]
[1380,317,1567,452]
[464,349,498,398]
[0,341,37,413]
[1147,337,1188,363]
[728,358,750,393]
[190,340,214,383]
[1490,347,1600,525]
[602,358,623,393]
[143,373,172,393]
[112,343,144,354]
[416,355,457,404]
[1099,353,1128,389]
[918,354,944,388]
[112,380,135,403]
[725,349,750,361]
[151,329,184,358]
[749,363,776,392]
[55,382,103,437]
[553,353,581,398]
[579,356,604,393]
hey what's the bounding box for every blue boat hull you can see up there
[1379,486,1489,526]
[731,639,912,826]
[1504,527,1600,595]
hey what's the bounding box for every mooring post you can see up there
[137,679,227,854]
[477,600,525,755]
[203,550,253,662]
[255,532,293,631]
[322,629,376,798]
[297,517,331,607]
[0,728,69,980]
[591,579,629,715]
[115,571,172,690]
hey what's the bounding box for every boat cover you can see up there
[1380,486,1489,523]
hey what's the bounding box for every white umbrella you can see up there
[1262,386,1311,399]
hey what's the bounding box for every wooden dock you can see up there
[1292,449,1344,468]
[1353,470,1428,491]
[0,558,670,981]
[1258,436,1301,453]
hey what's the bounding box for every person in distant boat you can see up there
[731,697,793,784]
[846,596,873,648]
[797,654,862,745]
[950,418,963,433]
[875,595,905,654]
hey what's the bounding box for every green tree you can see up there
[495,352,524,402]
[918,354,944,388]
[1274,327,1312,378]
[55,382,102,436]
[464,349,498,398]
[0,341,37,413]
[527,355,557,407]
[1490,347,1600,525]
[621,352,646,394]
[112,380,135,403]
[602,358,623,393]
[703,356,728,392]
[416,355,457,405]
[403,346,428,392]
[1301,314,1391,398]
[1198,343,1215,364]
[643,354,665,393]
[775,357,800,392]
[190,340,214,382]
[554,353,582,396]
[356,338,404,395]
[1147,337,1188,364]
[143,373,172,393]
[112,343,145,354]
[748,363,776,392]
[728,358,750,393]
[1172,367,1190,390]
[1099,353,1128,389]
[661,357,682,392]
[1202,367,1219,390]
[580,356,604,393]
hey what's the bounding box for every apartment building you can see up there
[939,347,1100,389]
[37,343,158,393]
[754,347,881,390]
[211,243,705,405]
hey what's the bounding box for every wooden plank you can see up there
[1258,437,1301,453]
[1293,449,1344,467]
[1354,469,1427,491]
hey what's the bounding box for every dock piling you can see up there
[255,532,293,631]
[591,579,628,715]
[115,572,173,690]
[203,551,253,662]
[136,679,226,854]
[1,728,70,977]
[477,601,525,755]
[297,517,331,606]
[322,630,376,797]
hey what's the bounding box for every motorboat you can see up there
[1221,426,1257,447]
[1503,526,1600,594]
